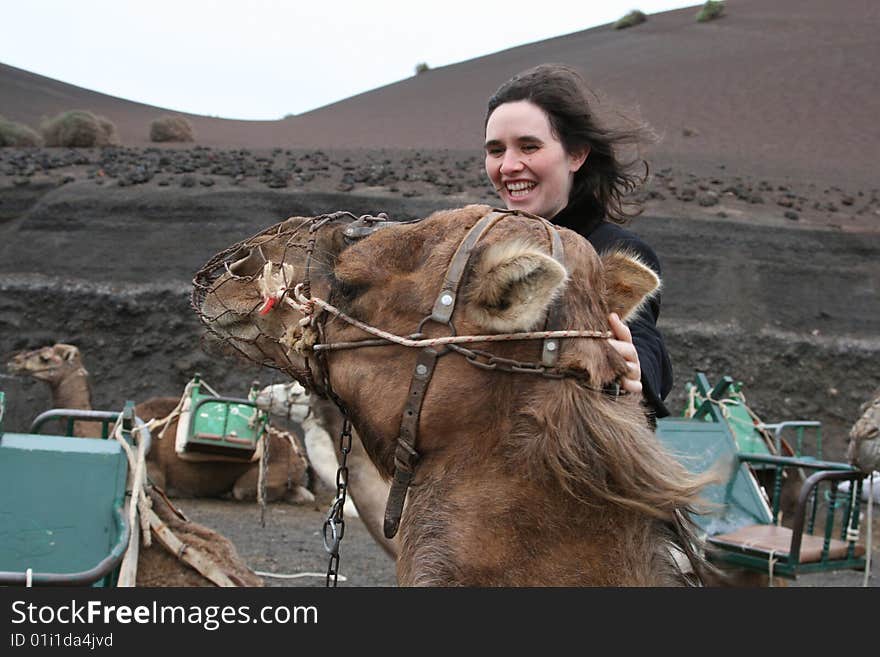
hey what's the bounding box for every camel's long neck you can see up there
[51,368,96,437]
[53,367,92,409]
[395,444,677,587]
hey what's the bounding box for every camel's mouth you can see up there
[200,309,266,355]
[5,356,51,376]
[6,364,53,375]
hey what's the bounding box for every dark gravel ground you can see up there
[172,494,878,588]
[174,496,397,588]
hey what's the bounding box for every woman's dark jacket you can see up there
[552,199,673,420]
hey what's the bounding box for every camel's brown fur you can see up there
[197,204,717,586]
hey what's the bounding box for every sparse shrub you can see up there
[696,1,724,22]
[0,115,42,147]
[415,62,430,75]
[149,115,195,143]
[97,116,119,144]
[614,10,647,30]
[40,110,120,147]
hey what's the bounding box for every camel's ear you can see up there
[601,250,660,321]
[466,240,568,332]
[55,344,80,362]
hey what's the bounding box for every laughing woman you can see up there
[483,63,672,423]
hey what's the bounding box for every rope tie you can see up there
[258,432,268,527]
[113,412,151,585]
[864,473,874,588]
[845,524,861,543]
[286,285,611,351]
[845,475,863,546]
[143,380,195,441]
[685,385,697,418]
[687,387,780,453]
[266,424,304,457]
[254,570,348,581]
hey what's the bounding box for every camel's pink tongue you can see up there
[258,297,277,315]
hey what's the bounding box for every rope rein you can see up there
[864,475,874,587]
[285,283,612,351]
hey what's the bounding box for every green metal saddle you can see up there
[657,373,867,579]
[179,374,268,459]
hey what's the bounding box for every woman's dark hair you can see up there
[485,63,654,223]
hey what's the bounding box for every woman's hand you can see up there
[608,312,642,394]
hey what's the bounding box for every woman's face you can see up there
[484,100,587,220]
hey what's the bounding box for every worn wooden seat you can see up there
[710,524,865,563]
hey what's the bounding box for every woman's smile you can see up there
[504,179,537,199]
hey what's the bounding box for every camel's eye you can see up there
[39,354,51,362]
[332,276,366,306]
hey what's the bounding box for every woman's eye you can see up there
[522,144,539,153]
[487,147,504,157]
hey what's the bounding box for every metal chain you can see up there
[446,343,622,395]
[323,416,353,587]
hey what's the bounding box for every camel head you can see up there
[6,343,86,384]
[192,205,724,586]
[255,382,312,423]
[847,388,880,472]
[193,205,660,480]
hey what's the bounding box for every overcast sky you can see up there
[3,0,698,120]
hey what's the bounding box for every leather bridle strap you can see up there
[429,210,513,323]
[538,218,566,368]
[383,209,564,538]
[382,346,440,538]
[383,210,515,538]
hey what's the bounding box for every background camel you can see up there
[256,381,398,559]
[195,205,717,586]
[848,388,880,474]
[6,343,311,504]
[841,388,880,506]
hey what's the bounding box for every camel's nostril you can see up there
[229,248,263,277]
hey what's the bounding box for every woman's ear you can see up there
[569,145,589,173]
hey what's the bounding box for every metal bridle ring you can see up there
[415,316,456,356]
[322,513,341,555]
